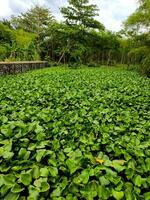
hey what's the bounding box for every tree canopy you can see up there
[0,0,149,76]
[123,0,150,76]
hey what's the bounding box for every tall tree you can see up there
[10,5,54,59]
[60,0,104,64]
[11,5,54,35]
[124,0,150,76]
[124,0,150,33]
[61,0,104,30]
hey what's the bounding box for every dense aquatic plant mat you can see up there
[0,67,150,200]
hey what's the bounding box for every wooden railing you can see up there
[0,61,48,75]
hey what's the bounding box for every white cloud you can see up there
[0,0,12,18]
[0,0,138,31]
[93,0,138,31]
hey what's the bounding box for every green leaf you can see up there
[99,176,110,186]
[51,186,61,197]
[40,167,49,177]
[1,126,13,137]
[97,185,110,199]
[32,165,40,179]
[28,185,39,200]
[1,185,12,197]
[80,169,90,184]
[66,159,79,174]
[81,181,98,199]
[3,152,14,160]
[18,148,30,160]
[3,174,16,186]
[36,132,46,141]
[0,174,4,187]
[49,167,58,177]
[34,179,41,188]
[112,160,125,172]
[48,158,57,167]
[11,184,24,193]
[34,178,50,192]
[134,175,142,187]
[20,173,32,186]
[144,192,150,200]
[112,189,124,200]
[125,188,133,200]
[36,149,46,162]
[40,181,50,192]
[4,192,19,200]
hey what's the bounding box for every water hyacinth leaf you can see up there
[0,174,3,183]
[40,167,49,177]
[81,181,98,199]
[48,158,57,167]
[40,181,50,192]
[20,173,32,186]
[1,126,13,137]
[32,166,40,179]
[0,165,10,173]
[28,185,39,200]
[97,185,110,199]
[134,175,142,187]
[36,149,46,162]
[3,152,14,160]
[125,188,133,200]
[49,167,58,177]
[80,169,90,184]
[0,67,150,199]
[34,179,42,188]
[112,161,125,172]
[18,148,27,157]
[99,176,110,186]
[3,174,16,186]
[144,192,150,200]
[11,184,24,193]
[18,148,30,160]
[1,185,12,197]
[112,189,124,200]
[66,194,77,200]
[50,186,61,197]
[66,159,80,174]
[4,192,19,200]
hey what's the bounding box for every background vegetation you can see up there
[0,0,149,76]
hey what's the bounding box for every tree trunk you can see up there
[107,50,111,66]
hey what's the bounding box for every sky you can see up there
[0,0,138,31]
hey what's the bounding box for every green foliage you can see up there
[59,0,105,65]
[0,67,150,199]
[124,0,150,32]
[61,0,104,30]
[11,5,54,35]
[124,0,150,77]
[0,45,8,60]
[0,22,39,61]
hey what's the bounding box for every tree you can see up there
[124,0,150,76]
[61,0,104,30]
[60,0,104,64]
[0,22,39,61]
[124,0,150,33]
[10,5,54,59]
[11,5,54,36]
